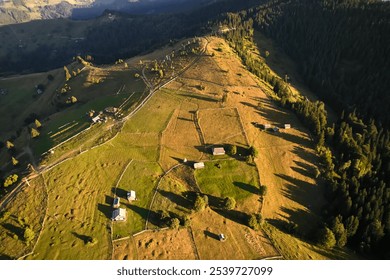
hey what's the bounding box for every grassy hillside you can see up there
[0,35,355,260]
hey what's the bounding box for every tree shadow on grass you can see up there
[97,203,112,219]
[292,146,317,163]
[71,232,91,244]
[104,195,113,205]
[206,194,225,208]
[271,129,312,147]
[179,93,219,103]
[213,209,249,226]
[204,230,220,240]
[2,223,24,239]
[240,101,259,110]
[158,190,192,209]
[115,187,128,199]
[0,253,11,260]
[275,173,316,206]
[128,204,160,227]
[233,181,259,195]
[291,166,313,178]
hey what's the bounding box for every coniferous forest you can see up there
[219,0,390,259]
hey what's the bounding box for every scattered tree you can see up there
[248,146,258,158]
[223,197,236,210]
[3,174,18,187]
[23,227,35,244]
[31,128,40,138]
[194,194,208,212]
[169,218,180,229]
[6,140,14,150]
[226,144,237,155]
[34,119,42,129]
[259,185,267,196]
[248,213,262,230]
[11,157,19,166]
[64,66,71,81]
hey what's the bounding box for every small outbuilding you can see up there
[127,190,136,202]
[284,124,291,129]
[263,124,271,129]
[194,162,205,169]
[113,197,120,208]
[219,233,226,241]
[112,208,127,221]
[104,107,118,114]
[92,116,100,123]
[212,147,226,156]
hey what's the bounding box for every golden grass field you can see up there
[0,35,350,260]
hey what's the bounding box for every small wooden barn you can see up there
[212,147,226,156]
[112,208,127,221]
[127,190,136,202]
[194,162,205,169]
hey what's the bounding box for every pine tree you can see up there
[34,119,42,129]
[64,66,71,81]
[31,128,40,138]
[11,157,18,166]
[6,140,14,149]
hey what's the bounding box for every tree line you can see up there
[218,0,389,258]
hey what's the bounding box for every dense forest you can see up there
[219,0,389,259]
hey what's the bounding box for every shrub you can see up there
[259,185,267,196]
[169,218,180,229]
[194,194,207,212]
[223,197,236,210]
[226,144,237,155]
[24,227,35,244]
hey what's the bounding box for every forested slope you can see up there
[218,0,390,258]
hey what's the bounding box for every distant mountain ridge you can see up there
[0,0,216,25]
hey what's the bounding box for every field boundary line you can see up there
[145,164,182,230]
[234,107,250,146]
[188,227,200,260]
[17,174,49,260]
[111,159,133,260]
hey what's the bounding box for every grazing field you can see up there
[112,161,163,238]
[134,228,197,260]
[0,176,46,260]
[0,35,337,259]
[112,236,138,260]
[190,208,278,260]
[198,107,248,147]
[195,160,260,214]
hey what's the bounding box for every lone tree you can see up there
[259,185,268,196]
[248,146,258,158]
[31,128,40,138]
[34,119,42,129]
[23,227,35,244]
[169,218,180,229]
[194,194,208,212]
[223,197,236,210]
[64,66,71,81]
[11,157,19,166]
[6,140,14,150]
[226,144,237,155]
[248,213,262,230]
